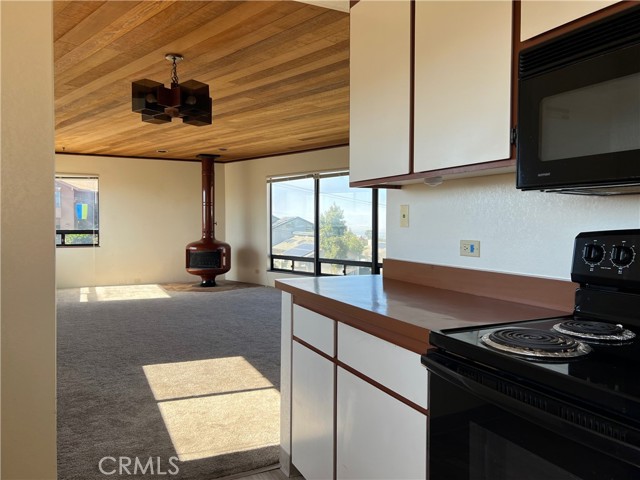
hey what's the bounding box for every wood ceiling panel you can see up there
[53,1,107,43]
[54,1,350,163]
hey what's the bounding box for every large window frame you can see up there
[269,171,384,276]
[55,174,100,247]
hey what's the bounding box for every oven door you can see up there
[517,41,640,192]
[423,351,640,480]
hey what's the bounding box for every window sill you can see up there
[267,269,316,277]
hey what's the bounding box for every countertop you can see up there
[276,274,571,354]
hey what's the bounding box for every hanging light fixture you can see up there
[132,54,212,126]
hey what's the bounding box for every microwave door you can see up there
[517,41,640,192]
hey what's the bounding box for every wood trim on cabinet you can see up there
[336,360,429,416]
[293,336,336,362]
[351,3,634,189]
[409,0,415,175]
[291,294,430,354]
[293,328,429,415]
[349,158,516,187]
[350,0,517,188]
[520,1,638,49]
[383,258,576,312]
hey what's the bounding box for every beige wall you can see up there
[224,147,349,286]
[56,154,227,288]
[1,1,57,478]
[58,148,345,290]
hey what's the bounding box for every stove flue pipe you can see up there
[200,153,216,241]
[185,154,231,286]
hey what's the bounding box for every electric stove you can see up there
[422,229,640,479]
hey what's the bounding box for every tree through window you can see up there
[269,171,385,276]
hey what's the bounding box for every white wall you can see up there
[56,154,226,288]
[1,1,57,477]
[387,173,640,280]
[224,147,349,286]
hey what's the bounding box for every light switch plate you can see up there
[400,205,409,228]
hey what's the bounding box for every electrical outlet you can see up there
[460,240,480,257]
[400,204,409,228]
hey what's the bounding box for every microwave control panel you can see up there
[572,230,640,290]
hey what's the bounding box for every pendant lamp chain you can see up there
[170,57,179,86]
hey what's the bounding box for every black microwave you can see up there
[517,6,640,195]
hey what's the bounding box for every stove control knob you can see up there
[582,244,605,265]
[611,245,635,268]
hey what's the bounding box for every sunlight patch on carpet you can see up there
[143,357,275,401]
[156,388,280,461]
[143,357,280,462]
[76,284,170,302]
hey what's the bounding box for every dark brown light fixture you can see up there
[132,54,212,126]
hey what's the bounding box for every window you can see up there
[55,175,99,247]
[269,171,386,276]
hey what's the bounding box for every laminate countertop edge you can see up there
[275,274,573,354]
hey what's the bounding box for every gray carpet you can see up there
[57,284,282,480]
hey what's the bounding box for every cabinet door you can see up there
[293,304,335,356]
[413,1,512,172]
[521,1,619,41]
[336,367,427,480]
[349,0,411,183]
[337,322,427,409]
[292,342,334,480]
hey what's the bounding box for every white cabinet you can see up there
[413,0,512,172]
[291,305,335,480]
[336,367,427,480]
[293,304,335,356]
[349,0,411,183]
[521,1,619,41]
[291,342,334,480]
[349,0,514,185]
[285,299,428,480]
[338,322,427,409]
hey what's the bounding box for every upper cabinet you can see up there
[349,0,514,187]
[520,0,620,41]
[349,0,412,184]
[413,0,512,173]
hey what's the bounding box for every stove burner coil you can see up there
[553,320,636,342]
[481,328,592,359]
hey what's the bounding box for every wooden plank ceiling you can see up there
[54,1,350,163]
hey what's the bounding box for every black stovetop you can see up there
[429,314,640,418]
[429,230,640,422]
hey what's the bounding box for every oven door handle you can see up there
[423,352,640,467]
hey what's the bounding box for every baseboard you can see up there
[278,448,301,478]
